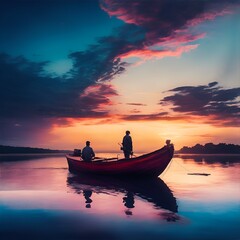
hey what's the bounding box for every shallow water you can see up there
[0,153,239,240]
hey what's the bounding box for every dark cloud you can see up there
[1,0,238,122]
[68,20,150,83]
[160,82,240,126]
[0,53,117,119]
[120,112,171,121]
[101,0,208,39]
[0,53,119,144]
[118,82,239,126]
[127,103,147,106]
[100,0,239,46]
[130,109,141,114]
[78,84,118,110]
[68,0,239,90]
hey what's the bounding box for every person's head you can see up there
[126,130,130,135]
[86,141,90,146]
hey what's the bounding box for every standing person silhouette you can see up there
[122,130,133,159]
[82,141,95,162]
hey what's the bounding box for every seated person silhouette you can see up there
[82,141,95,162]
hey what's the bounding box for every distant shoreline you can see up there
[0,145,71,154]
[0,152,69,156]
[176,143,240,154]
[1,142,240,155]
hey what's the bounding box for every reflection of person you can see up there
[83,190,93,208]
[82,141,95,162]
[123,191,135,216]
[122,130,133,159]
[123,191,135,208]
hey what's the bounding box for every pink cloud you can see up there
[156,32,206,48]
[79,83,118,108]
[101,0,239,61]
[187,7,233,27]
[118,44,198,61]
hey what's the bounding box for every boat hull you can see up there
[66,145,174,178]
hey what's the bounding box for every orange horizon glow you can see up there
[46,117,240,152]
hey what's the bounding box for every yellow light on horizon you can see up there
[47,118,240,153]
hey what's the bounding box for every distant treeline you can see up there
[0,145,70,154]
[177,143,240,154]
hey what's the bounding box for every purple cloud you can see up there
[160,82,240,126]
[126,103,147,106]
[0,53,119,145]
[100,0,239,60]
[0,53,118,119]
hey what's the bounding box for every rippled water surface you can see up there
[0,153,239,240]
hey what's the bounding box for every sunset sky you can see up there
[0,0,239,152]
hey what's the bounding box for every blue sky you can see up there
[0,0,122,61]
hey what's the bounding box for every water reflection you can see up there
[1,155,239,240]
[67,174,179,221]
[83,190,93,208]
[123,191,135,215]
[175,154,240,165]
[0,153,66,162]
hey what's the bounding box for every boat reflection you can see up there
[67,174,179,221]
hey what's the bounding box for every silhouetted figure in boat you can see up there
[83,189,93,208]
[82,141,95,162]
[122,130,133,159]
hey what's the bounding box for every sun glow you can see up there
[46,117,240,153]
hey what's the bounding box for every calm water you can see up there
[0,153,239,240]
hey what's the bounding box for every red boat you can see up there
[66,143,174,178]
